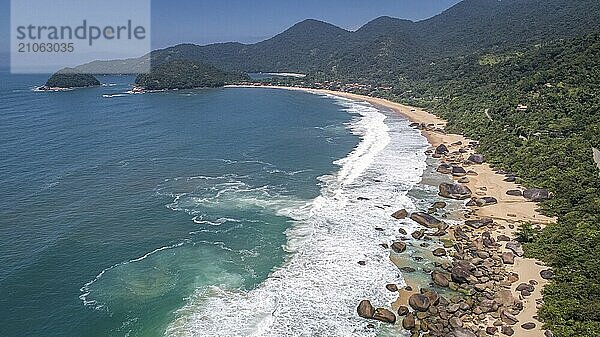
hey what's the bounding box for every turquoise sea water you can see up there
[0,71,430,337]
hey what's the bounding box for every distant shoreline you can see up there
[228,84,555,336]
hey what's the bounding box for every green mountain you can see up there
[75,0,600,77]
[134,60,248,90]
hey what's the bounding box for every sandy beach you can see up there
[230,84,555,336]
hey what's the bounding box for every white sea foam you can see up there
[79,242,186,309]
[164,95,429,336]
[102,93,129,98]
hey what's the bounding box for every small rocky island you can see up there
[42,68,101,89]
[134,60,249,90]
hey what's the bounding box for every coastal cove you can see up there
[1,74,430,337]
[232,85,556,337]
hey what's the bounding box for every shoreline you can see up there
[229,84,556,336]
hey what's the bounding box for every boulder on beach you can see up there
[479,196,498,206]
[540,269,555,280]
[439,183,472,200]
[494,289,516,307]
[468,154,485,164]
[464,217,494,229]
[391,209,408,219]
[523,188,552,201]
[502,252,515,264]
[506,241,524,257]
[435,144,449,155]
[451,260,475,284]
[452,327,476,337]
[506,189,523,196]
[357,300,375,318]
[501,326,515,336]
[466,170,478,176]
[437,163,452,174]
[410,212,444,229]
[452,166,467,177]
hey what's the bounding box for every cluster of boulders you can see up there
[355,138,555,336]
[358,209,545,336]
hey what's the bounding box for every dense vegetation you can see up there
[134,60,248,90]
[44,69,100,89]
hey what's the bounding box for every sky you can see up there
[0,0,462,63]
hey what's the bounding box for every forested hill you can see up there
[134,60,248,90]
[75,0,600,76]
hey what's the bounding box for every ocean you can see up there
[0,71,433,337]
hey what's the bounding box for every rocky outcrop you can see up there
[523,188,552,201]
[435,144,449,155]
[439,183,472,200]
[467,154,485,164]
